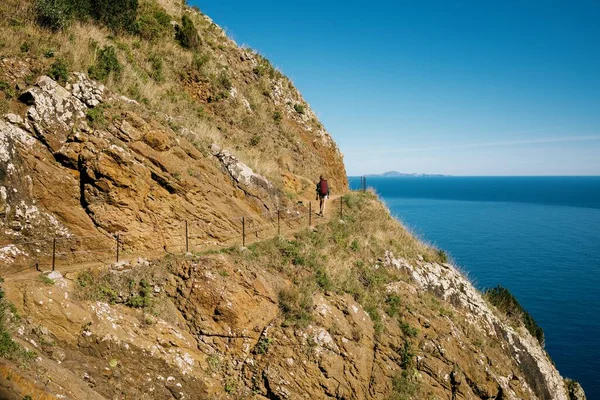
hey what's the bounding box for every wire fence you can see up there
[1,196,350,276]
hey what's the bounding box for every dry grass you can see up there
[0,0,340,192]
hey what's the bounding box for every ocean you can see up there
[348,176,600,397]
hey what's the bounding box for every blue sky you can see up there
[193,1,600,176]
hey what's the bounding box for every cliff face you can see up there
[0,0,347,267]
[1,195,583,400]
[0,1,585,399]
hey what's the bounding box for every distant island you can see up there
[365,171,449,178]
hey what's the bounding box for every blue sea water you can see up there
[348,176,600,397]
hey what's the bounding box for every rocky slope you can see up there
[0,195,586,400]
[0,0,586,399]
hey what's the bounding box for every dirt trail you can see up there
[5,195,343,283]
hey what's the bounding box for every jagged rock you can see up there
[69,73,105,107]
[18,76,87,152]
[566,379,587,400]
[213,147,276,195]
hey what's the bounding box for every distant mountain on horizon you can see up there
[364,171,449,178]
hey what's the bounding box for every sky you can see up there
[192,1,600,176]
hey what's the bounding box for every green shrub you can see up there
[314,266,333,291]
[278,285,313,328]
[217,72,232,91]
[273,111,282,123]
[389,370,420,400]
[38,275,55,285]
[93,0,138,32]
[0,286,35,364]
[176,14,200,50]
[126,279,153,308]
[437,249,448,263]
[0,100,8,116]
[399,321,418,338]
[254,337,272,355]
[34,0,138,32]
[89,45,122,82]
[47,58,69,83]
[399,341,414,369]
[86,106,107,128]
[249,135,261,146]
[484,285,544,345]
[293,104,305,115]
[134,1,171,40]
[148,54,163,82]
[192,52,210,71]
[34,0,73,31]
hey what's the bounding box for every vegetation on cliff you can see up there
[0,0,347,192]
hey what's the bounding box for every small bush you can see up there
[254,337,272,355]
[134,1,172,40]
[38,274,55,285]
[484,285,544,345]
[34,0,73,31]
[126,279,153,308]
[437,249,448,263]
[278,285,313,328]
[89,46,122,82]
[273,111,282,123]
[0,100,8,116]
[0,286,36,364]
[249,135,261,146]
[217,72,232,91]
[293,104,305,115]
[192,52,210,71]
[93,0,138,32]
[389,370,420,400]
[148,54,163,82]
[47,58,69,83]
[20,42,30,53]
[399,341,415,369]
[86,106,107,128]
[176,15,200,50]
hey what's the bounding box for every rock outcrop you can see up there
[0,72,297,270]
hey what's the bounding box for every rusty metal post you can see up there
[116,234,120,263]
[52,238,56,271]
[364,176,367,192]
[309,202,312,226]
[185,220,189,253]
[242,217,246,247]
[277,210,281,236]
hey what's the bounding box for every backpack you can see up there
[318,179,328,196]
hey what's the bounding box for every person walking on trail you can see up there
[316,175,330,217]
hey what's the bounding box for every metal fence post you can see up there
[116,234,120,262]
[242,217,246,247]
[277,210,280,236]
[309,202,312,226]
[52,238,56,271]
[185,220,189,253]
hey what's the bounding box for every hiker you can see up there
[316,175,330,217]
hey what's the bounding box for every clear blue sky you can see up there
[192,1,600,176]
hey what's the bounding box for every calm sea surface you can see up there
[348,176,600,397]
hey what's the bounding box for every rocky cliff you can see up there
[0,0,585,399]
